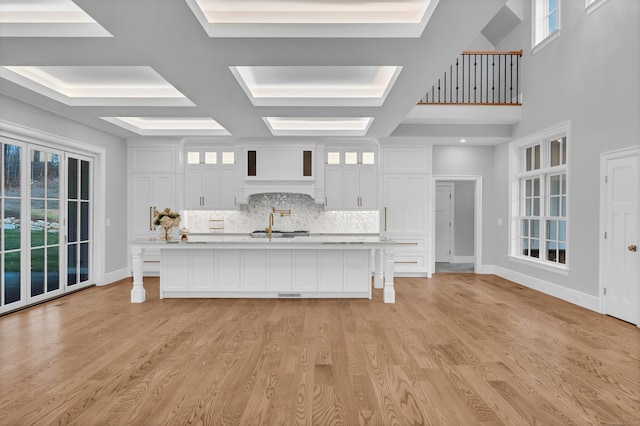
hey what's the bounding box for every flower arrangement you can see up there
[154,208,181,240]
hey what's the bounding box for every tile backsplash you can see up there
[182,193,379,234]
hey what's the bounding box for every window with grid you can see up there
[516,137,568,266]
[533,0,560,48]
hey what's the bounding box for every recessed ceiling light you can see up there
[460,139,467,143]
[0,66,194,106]
[0,0,111,37]
[101,117,230,136]
[231,66,401,107]
[263,117,373,136]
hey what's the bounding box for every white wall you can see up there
[0,94,129,279]
[492,0,640,296]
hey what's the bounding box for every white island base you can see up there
[130,235,396,303]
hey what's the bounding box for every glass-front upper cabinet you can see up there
[324,147,378,210]
[184,148,237,210]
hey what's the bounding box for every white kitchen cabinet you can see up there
[324,148,378,210]
[128,144,179,277]
[381,144,432,276]
[130,173,176,237]
[151,245,382,299]
[382,175,428,234]
[184,149,237,210]
[130,173,176,276]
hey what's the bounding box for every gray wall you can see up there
[492,0,640,296]
[432,145,496,264]
[0,94,129,277]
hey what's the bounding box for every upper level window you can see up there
[510,124,569,271]
[533,0,560,50]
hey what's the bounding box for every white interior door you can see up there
[435,183,453,262]
[603,153,639,324]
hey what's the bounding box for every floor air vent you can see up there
[278,293,301,298]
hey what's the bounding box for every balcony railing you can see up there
[419,50,523,105]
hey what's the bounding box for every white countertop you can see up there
[131,234,395,248]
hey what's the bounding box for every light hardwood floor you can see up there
[0,274,639,425]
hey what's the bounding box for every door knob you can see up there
[629,245,638,252]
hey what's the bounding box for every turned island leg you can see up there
[383,246,395,303]
[131,245,146,303]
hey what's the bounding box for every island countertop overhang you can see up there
[130,234,396,249]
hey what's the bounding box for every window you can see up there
[533,0,560,50]
[511,126,568,270]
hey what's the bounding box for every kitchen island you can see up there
[130,234,396,303]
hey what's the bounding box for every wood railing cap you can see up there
[461,49,523,56]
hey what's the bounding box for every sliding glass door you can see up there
[0,137,94,314]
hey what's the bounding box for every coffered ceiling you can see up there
[0,0,508,141]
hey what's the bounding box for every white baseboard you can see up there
[103,268,130,285]
[492,265,600,313]
[453,256,475,264]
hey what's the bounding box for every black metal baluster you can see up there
[450,64,453,103]
[504,53,507,103]
[509,54,514,103]
[456,57,459,103]
[480,54,483,103]
[473,54,477,103]
[462,55,465,103]
[491,55,495,103]
[498,55,501,103]
[517,54,520,104]
[468,55,471,103]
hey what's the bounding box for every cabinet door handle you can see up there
[149,206,154,230]
[384,207,387,231]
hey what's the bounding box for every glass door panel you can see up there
[1,141,23,309]
[28,148,63,302]
[67,156,92,288]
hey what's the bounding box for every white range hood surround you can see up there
[239,144,322,203]
[241,181,318,202]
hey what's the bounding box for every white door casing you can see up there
[432,176,483,274]
[435,183,454,262]
[600,147,639,326]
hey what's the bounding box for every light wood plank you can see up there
[0,274,638,424]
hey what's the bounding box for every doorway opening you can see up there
[432,176,483,274]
